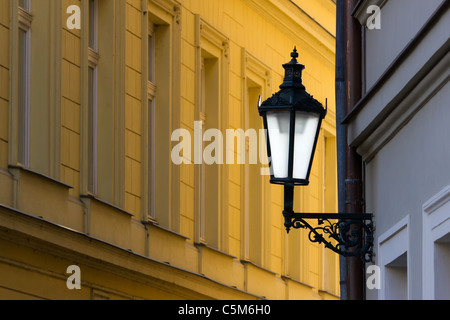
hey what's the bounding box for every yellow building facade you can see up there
[0,0,338,300]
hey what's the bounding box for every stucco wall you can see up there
[365,81,450,299]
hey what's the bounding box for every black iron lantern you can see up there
[258,47,327,186]
[258,48,374,263]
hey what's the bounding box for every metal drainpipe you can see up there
[344,0,364,300]
[335,0,348,301]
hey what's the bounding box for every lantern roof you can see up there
[259,47,327,118]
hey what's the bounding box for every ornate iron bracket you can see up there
[283,211,374,263]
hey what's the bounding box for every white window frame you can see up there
[17,0,32,167]
[422,185,450,300]
[377,215,410,300]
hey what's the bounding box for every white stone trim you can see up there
[422,185,450,300]
[377,215,410,300]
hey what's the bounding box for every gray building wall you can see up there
[347,0,450,299]
[365,82,450,299]
[364,0,443,89]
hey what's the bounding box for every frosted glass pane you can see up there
[293,112,320,180]
[267,112,290,179]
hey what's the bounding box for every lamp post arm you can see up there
[283,188,374,263]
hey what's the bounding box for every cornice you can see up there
[151,0,181,15]
[196,15,230,63]
[0,204,262,300]
[147,0,181,25]
[198,16,229,49]
[289,0,336,37]
[244,49,272,88]
[243,0,335,65]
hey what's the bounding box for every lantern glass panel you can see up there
[266,111,291,179]
[293,112,320,180]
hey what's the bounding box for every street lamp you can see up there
[258,48,374,262]
[258,47,326,186]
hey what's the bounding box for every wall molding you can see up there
[356,50,450,162]
[243,0,335,65]
[344,0,449,127]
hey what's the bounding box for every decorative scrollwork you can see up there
[284,211,374,263]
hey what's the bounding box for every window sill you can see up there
[80,194,134,218]
[8,164,74,190]
[195,242,237,260]
[240,259,278,276]
[143,220,190,241]
[280,275,314,289]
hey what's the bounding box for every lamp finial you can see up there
[291,47,299,61]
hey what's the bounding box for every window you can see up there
[89,0,97,50]
[433,240,450,300]
[321,134,340,294]
[139,1,180,229]
[241,50,271,265]
[423,185,450,299]
[18,0,29,11]
[384,252,408,300]
[195,15,229,250]
[17,0,32,167]
[246,79,263,265]
[87,0,99,194]
[378,216,410,300]
[147,98,155,220]
[87,65,97,194]
[148,23,155,83]
[143,13,171,225]
[13,0,63,177]
[199,55,220,248]
[147,22,156,220]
